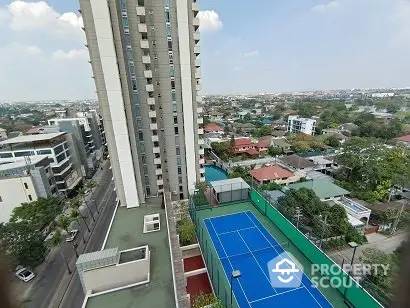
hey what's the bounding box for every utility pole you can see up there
[319,214,328,249]
[391,203,405,234]
[295,206,302,229]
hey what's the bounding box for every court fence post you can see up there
[210,253,214,281]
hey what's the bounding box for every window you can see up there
[175,136,180,145]
[28,195,32,201]
[174,116,178,124]
[122,17,129,27]
[179,185,183,192]
[139,131,144,141]
[166,11,170,22]
[143,165,148,174]
[145,175,150,185]
[142,154,147,163]
[126,49,133,59]
[129,64,136,75]
[178,166,182,175]
[49,179,53,186]
[172,103,177,112]
[169,67,175,77]
[137,0,144,5]
[176,147,180,155]
[167,40,172,51]
[137,120,142,128]
[140,142,145,153]
[124,34,131,46]
[24,183,28,189]
[36,149,52,155]
[177,157,181,165]
[146,186,151,196]
[171,92,176,101]
[0,152,13,158]
[132,79,137,91]
[178,176,182,184]
[174,127,179,135]
[166,23,171,36]
[15,150,35,157]
[171,80,175,89]
[152,40,156,45]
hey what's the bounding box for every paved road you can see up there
[21,163,114,308]
[59,186,117,308]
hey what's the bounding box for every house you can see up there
[330,132,348,144]
[204,123,224,134]
[234,138,255,154]
[283,180,350,201]
[338,123,359,136]
[272,119,287,131]
[255,138,270,153]
[271,130,286,138]
[279,154,315,171]
[233,122,256,134]
[250,165,296,185]
[271,138,292,153]
[397,135,410,147]
[209,111,224,122]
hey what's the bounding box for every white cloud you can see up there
[5,42,42,55]
[1,1,83,38]
[197,10,222,32]
[52,49,88,60]
[312,1,340,12]
[244,50,259,57]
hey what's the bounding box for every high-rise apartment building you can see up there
[79,0,205,208]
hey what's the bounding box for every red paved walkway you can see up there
[187,273,213,305]
[184,255,205,272]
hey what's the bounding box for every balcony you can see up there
[151,135,159,142]
[192,2,199,11]
[138,23,147,33]
[150,123,158,130]
[197,107,203,113]
[142,55,151,64]
[144,70,152,78]
[157,179,164,186]
[198,128,204,135]
[153,146,160,154]
[147,97,155,105]
[154,157,161,165]
[199,176,206,182]
[197,117,203,124]
[196,95,202,102]
[198,138,205,145]
[199,167,205,174]
[193,17,200,26]
[155,168,162,175]
[194,46,200,55]
[193,31,200,41]
[146,84,154,92]
[199,158,205,165]
[195,58,200,67]
[140,39,149,49]
[199,148,204,155]
[148,110,157,118]
[136,6,145,16]
[196,83,201,91]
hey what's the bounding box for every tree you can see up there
[192,292,223,308]
[193,181,208,206]
[10,196,64,231]
[85,180,99,214]
[50,229,72,274]
[268,146,282,156]
[0,222,47,268]
[70,196,91,232]
[261,182,281,191]
[325,135,340,148]
[292,141,310,153]
[57,216,78,257]
[176,216,196,246]
[69,209,87,244]
[345,225,366,244]
[211,141,232,161]
[230,135,235,156]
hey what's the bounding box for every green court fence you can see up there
[250,189,383,308]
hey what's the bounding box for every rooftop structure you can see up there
[283,179,350,201]
[204,123,224,133]
[280,154,316,170]
[287,115,316,135]
[250,165,295,184]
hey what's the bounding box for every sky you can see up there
[0,0,410,101]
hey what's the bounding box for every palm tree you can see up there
[57,216,78,257]
[50,229,71,274]
[79,187,96,222]
[70,197,91,233]
[85,180,99,214]
[69,209,86,244]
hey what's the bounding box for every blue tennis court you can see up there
[204,211,332,308]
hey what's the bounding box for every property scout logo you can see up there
[268,252,303,288]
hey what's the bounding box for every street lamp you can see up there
[230,270,241,307]
[343,241,359,302]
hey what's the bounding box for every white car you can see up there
[15,268,35,282]
[66,229,79,242]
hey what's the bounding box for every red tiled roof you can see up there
[398,135,410,142]
[204,123,223,132]
[235,138,252,147]
[257,139,270,148]
[250,165,294,182]
[246,148,259,156]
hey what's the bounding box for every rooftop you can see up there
[280,154,316,169]
[235,138,252,147]
[0,156,47,171]
[84,198,175,308]
[250,165,294,182]
[204,123,223,132]
[397,134,410,142]
[209,177,250,193]
[0,132,65,145]
[283,179,350,199]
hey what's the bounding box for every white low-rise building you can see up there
[287,115,316,135]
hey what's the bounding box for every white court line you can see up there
[208,219,252,306]
[221,245,275,260]
[245,211,330,308]
[208,210,250,221]
[236,231,278,295]
[217,226,256,235]
[249,286,305,303]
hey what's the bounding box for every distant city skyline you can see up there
[0,0,410,100]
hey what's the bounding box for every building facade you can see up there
[287,115,316,135]
[0,157,57,223]
[0,133,83,196]
[79,0,205,208]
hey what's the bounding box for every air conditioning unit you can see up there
[173,191,178,195]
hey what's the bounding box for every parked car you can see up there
[66,229,79,242]
[15,268,35,282]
